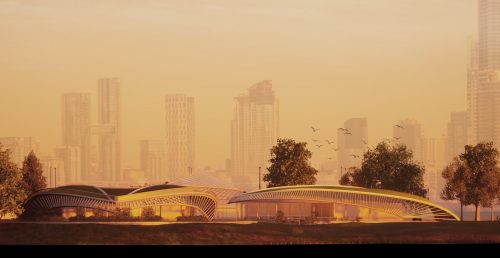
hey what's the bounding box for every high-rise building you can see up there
[0,137,39,167]
[337,118,368,175]
[61,93,91,181]
[40,156,65,188]
[478,0,500,70]
[446,112,468,162]
[96,78,122,182]
[140,140,167,184]
[471,70,500,148]
[393,119,423,162]
[230,80,279,190]
[421,136,447,201]
[468,1,500,148]
[165,94,195,180]
[54,146,81,185]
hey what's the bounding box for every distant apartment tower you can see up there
[40,156,64,188]
[165,94,195,180]
[393,119,423,162]
[97,78,122,182]
[140,140,167,184]
[61,93,91,181]
[0,137,39,167]
[422,137,446,169]
[478,0,500,70]
[337,118,368,175]
[54,146,81,185]
[446,112,468,162]
[421,137,446,201]
[468,1,500,148]
[230,80,279,190]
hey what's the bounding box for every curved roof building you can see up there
[229,185,459,221]
[24,184,220,220]
[23,181,459,222]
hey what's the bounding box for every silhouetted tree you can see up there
[339,167,360,186]
[460,142,500,221]
[441,157,470,221]
[141,206,155,217]
[339,142,428,198]
[263,138,318,187]
[21,151,46,197]
[114,207,131,219]
[458,142,500,221]
[0,144,27,218]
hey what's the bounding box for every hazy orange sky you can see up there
[0,0,476,169]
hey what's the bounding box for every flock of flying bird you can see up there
[308,124,406,160]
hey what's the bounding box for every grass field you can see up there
[0,221,499,244]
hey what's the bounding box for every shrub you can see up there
[275,210,286,224]
[141,207,155,218]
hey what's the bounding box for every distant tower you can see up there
[54,146,81,184]
[61,93,91,181]
[337,118,367,175]
[478,0,500,70]
[468,1,500,148]
[97,78,122,182]
[140,140,167,184]
[230,80,279,190]
[393,119,423,162]
[445,112,468,162]
[165,94,195,180]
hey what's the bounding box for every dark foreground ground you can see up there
[0,221,499,244]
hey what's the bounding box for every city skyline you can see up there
[1,1,500,247]
[0,0,477,170]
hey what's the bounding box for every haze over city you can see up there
[0,0,476,171]
[2,1,500,247]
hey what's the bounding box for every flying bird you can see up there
[311,139,319,142]
[393,137,401,140]
[351,154,360,158]
[325,140,334,144]
[344,131,352,135]
[311,126,320,132]
[361,139,367,145]
[328,157,334,160]
[337,128,347,131]
[394,124,404,129]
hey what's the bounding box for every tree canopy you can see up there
[340,141,428,198]
[21,150,47,197]
[442,142,500,221]
[263,138,318,187]
[0,144,27,218]
[441,157,470,220]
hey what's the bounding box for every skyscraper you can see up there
[393,119,423,162]
[96,78,122,182]
[39,155,64,188]
[0,137,40,167]
[468,1,500,148]
[446,112,468,162]
[140,140,167,184]
[54,146,81,185]
[230,80,279,190]
[337,118,368,175]
[478,0,500,70]
[165,94,195,180]
[61,93,91,181]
